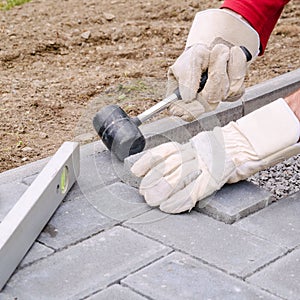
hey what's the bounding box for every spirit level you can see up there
[0,142,80,291]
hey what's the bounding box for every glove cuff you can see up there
[236,98,300,159]
[186,9,260,60]
[223,99,300,183]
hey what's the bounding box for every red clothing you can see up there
[221,0,290,54]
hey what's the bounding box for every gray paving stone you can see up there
[38,195,116,250]
[77,150,122,193]
[141,116,186,138]
[86,284,147,300]
[125,210,286,277]
[79,140,107,157]
[234,191,300,249]
[123,152,143,188]
[62,181,87,201]
[3,226,171,300]
[108,152,146,188]
[19,242,54,269]
[141,116,188,149]
[123,252,279,300]
[0,181,28,221]
[86,182,150,221]
[0,156,50,185]
[0,293,13,300]
[196,181,273,224]
[247,248,300,300]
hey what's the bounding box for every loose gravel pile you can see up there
[248,154,300,200]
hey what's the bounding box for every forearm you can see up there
[221,0,291,54]
[285,89,300,122]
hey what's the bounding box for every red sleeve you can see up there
[221,0,290,54]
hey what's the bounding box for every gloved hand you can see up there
[131,99,300,214]
[167,9,260,121]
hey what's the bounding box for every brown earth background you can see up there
[0,0,299,173]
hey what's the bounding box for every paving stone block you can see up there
[62,181,86,201]
[3,226,171,299]
[247,248,300,300]
[0,293,14,300]
[234,191,300,249]
[0,157,50,185]
[79,140,107,157]
[86,182,150,221]
[19,242,54,269]
[77,150,122,194]
[123,252,279,300]
[125,210,286,277]
[123,152,143,188]
[86,284,147,300]
[196,181,273,224]
[108,152,149,188]
[0,181,28,221]
[140,116,186,138]
[38,195,116,250]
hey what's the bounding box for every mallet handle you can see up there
[135,70,208,124]
[135,92,179,124]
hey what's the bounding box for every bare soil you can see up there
[0,0,299,173]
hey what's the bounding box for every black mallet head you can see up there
[93,104,146,161]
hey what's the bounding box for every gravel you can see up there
[248,154,300,200]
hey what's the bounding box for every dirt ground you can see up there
[0,0,299,173]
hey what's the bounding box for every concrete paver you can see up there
[86,284,147,300]
[141,116,186,140]
[0,181,28,221]
[234,191,300,249]
[37,194,115,250]
[86,182,150,221]
[247,247,300,300]
[196,181,273,224]
[77,150,122,193]
[123,152,143,188]
[125,210,286,277]
[19,242,54,269]
[0,157,49,185]
[3,226,171,299]
[123,252,279,300]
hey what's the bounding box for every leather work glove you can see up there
[167,9,260,121]
[131,99,300,214]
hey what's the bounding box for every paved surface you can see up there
[1,70,300,299]
[0,137,300,300]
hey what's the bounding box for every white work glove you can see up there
[131,99,300,214]
[167,9,260,121]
